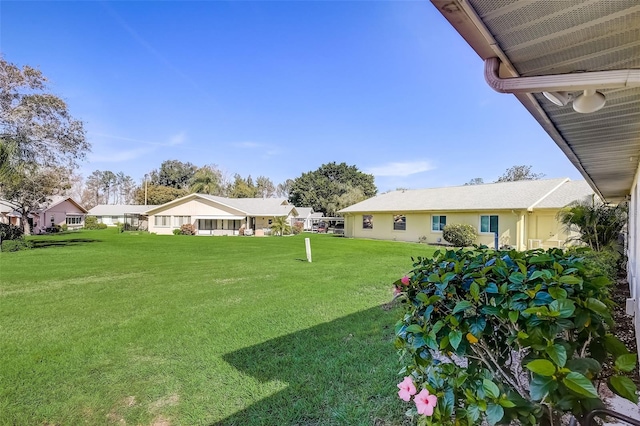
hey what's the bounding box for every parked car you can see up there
[316,222,328,233]
[333,223,344,235]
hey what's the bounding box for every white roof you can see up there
[88,205,158,215]
[146,194,297,217]
[339,178,594,213]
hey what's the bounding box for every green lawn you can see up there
[0,229,437,425]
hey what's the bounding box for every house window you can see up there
[154,215,170,227]
[431,215,446,231]
[268,219,273,225]
[480,215,499,233]
[393,214,406,231]
[111,216,119,222]
[363,215,373,229]
[66,216,82,225]
[175,216,191,227]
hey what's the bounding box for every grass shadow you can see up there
[30,238,103,249]
[215,305,407,426]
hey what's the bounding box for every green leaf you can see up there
[498,399,516,408]
[550,299,575,318]
[439,335,449,350]
[415,292,429,303]
[427,273,440,283]
[614,354,638,373]
[452,300,473,314]
[508,310,519,323]
[483,379,500,399]
[546,344,567,368]
[467,404,481,422]
[485,403,504,426]
[405,324,423,333]
[442,272,456,283]
[604,335,631,357]
[508,272,525,284]
[449,330,463,350]
[586,298,609,316]
[548,287,568,300]
[530,374,557,401]
[529,270,545,281]
[530,254,553,263]
[608,376,639,403]
[431,320,445,334]
[558,275,582,285]
[562,372,598,398]
[525,359,556,376]
[470,282,480,300]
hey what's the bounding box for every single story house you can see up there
[428,0,639,353]
[145,194,299,236]
[0,199,21,227]
[88,204,158,229]
[292,207,324,231]
[339,178,594,250]
[32,196,88,234]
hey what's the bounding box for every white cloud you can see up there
[366,161,435,177]
[167,132,187,146]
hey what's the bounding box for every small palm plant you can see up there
[270,216,291,236]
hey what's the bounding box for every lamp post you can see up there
[144,174,148,206]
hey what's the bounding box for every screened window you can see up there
[393,214,406,231]
[66,216,82,225]
[363,215,373,229]
[431,215,446,231]
[175,216,191,226]
[480,215,499,233]
[155,215,170,227]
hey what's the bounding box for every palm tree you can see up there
[190,166,221,195]
[557,196,627,251]
[270,216,291,236]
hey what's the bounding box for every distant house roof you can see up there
[339,178,595,214]
[294,207,314,218]
[37,196,88,214]
[145,194,298,217]
[88,204,159,216]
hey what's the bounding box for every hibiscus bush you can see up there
[394,246,638,426]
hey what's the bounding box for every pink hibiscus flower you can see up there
[397,376,416,401]
[401,275,410,286]
[414,388,437,416]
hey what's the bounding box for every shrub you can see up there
[172,228,181,235]
[1,238,32,252]
[568,246,621,281]
[179,224,196,235]
[0,223,23,241]
[442,223,476,247]
[84,216,102,230]
[292,222,304,235]
[61,223,68,231]
[394,246,637,426]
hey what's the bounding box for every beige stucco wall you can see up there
[526,209,578,250]
[148,198,246,235]
[344,211,521,248]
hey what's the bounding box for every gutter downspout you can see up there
[484,57,640,94]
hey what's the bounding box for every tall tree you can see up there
[150,160,197,189]
[1,166,70,235]
[276,179,294,198]
[133,184,187,205]
[288,162,377,215]
[496,165,545,182]
[227,174,257,198]
[0,58,88,172]
[190,165,223,195]
[255,175,275,198]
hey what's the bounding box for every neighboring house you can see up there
[88,204,158,229]
[32,196,88,233]
[428,0,639,354]
[0,199,21,227]
[339,178,594,250]
[292,207,324,231]
[145,194,299,236]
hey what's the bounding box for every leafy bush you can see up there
[172,228,181,235]
[442,224,476,247]
[568,246,622,281]
[84,216,108,230]
[179,224,196,235]
[0,223,23,241]
[61,223,68,231]
[394,246,637,426]
[1,238,32,252]
[292,222,304,235]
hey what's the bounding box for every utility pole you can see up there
[144,174,148,205]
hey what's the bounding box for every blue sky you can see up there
[1,1,582,192]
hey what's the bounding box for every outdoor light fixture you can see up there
[572,89,606,113]
[542,91,573,107]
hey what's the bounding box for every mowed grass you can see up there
[0,230,437,425]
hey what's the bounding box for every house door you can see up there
[536,215,562,248]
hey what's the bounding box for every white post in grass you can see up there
[305,237,312,262]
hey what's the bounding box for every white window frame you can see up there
[155,215,171,227]
[174,216,191,227]
[431,215,446,232]
[66,216,82,225]
[479,215,499,234]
